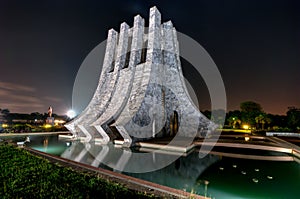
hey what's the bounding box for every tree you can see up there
[0,108,3,123]
[30,112,43,120]
[0,109,10,123]
[227,116,241,129]
[202,110,211,119]
[240,101,263,127]
[255,113,271,130]
[226,110,242,128]
[268,114,287,129]
[240,101,263,113]
[286,107,300,131]
[211,109,226,128]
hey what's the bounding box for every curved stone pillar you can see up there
[75,22,130,142]
[160,21,215,139]
[65,28,118,137]
[114,7,166,146]
[92,15,145,141]
[66,23,130,142]
[66,6,217,146]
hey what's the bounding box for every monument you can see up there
[65,6,216,146]
[46,106,54,125]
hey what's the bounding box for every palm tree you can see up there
[227,116,241,129]
[255,114,271,130]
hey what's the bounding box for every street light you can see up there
[243,124,249,130]
[66,110,76,119]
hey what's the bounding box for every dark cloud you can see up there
[0,81,43,113]
[0,0,299,115]
[0,81,64,114]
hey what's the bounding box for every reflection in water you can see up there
[25,135,67,155]
[12,135,300,198]
[60,141,221,196]
[57,141,300,198]
[43,137,48,152]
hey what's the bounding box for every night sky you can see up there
[0,0,299,115]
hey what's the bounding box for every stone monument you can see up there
[65,6,216,146]
[46,106,54,125]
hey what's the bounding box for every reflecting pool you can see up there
[3,134,300,198]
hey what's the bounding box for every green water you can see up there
[197,158,300,198]
[3,134,300,198]
[1,134,68,156]
[127,153,300,199]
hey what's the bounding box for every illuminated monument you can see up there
[65,6,216,146]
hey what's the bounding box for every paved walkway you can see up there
[0,131,69,137]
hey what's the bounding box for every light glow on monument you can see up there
[65,6,217,146]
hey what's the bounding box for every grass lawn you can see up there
[0,144,154,199]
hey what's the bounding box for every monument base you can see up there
[46,117,54,125]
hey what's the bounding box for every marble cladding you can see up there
[65,28,118,137]
[92,15,145,136]
[65,6,216,145]
[65,22,130,135]
[74,22,130,139]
